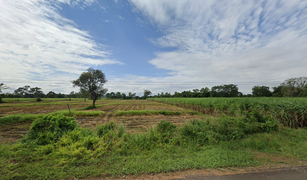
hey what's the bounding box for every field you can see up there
[151,97,307,128]
[0,98,202,143]
[0,98,307,179]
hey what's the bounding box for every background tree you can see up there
[143,90,152,99]
[252,86,272,97]
[272,86,283,97]
[30,87,44,98]
[211,84,239,97]
[0,83,9,103]
[128,92,136,99]
[46,91,56,98]
[72,68,108,107]
[281,77,307,97]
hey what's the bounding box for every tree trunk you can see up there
[92,99,96,107]
[92,94,96,107]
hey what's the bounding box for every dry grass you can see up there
[0,104,91,116]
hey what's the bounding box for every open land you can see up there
[0,98,307,179]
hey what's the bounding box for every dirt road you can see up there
[179,166,307,180]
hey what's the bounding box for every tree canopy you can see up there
[252,86,272,97]
[72,68,108,107]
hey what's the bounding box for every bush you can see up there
[97,121,116,137]
[179,111,279,145]
[156,120,177,143]
[24,114,78,145]
[36,97,42,102]
[83,105,96,110]
[0,97,2,103]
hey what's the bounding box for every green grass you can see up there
[0,114,44,126]
[0,113,306,179]
[114,110,198,116]
[50,110,104,117]
[0,110,104,126]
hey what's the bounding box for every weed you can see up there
[23,114,78,145]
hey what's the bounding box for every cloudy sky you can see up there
[1,0,307,95]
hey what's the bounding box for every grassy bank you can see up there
[1,113,306,179]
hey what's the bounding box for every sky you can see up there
[1,0,307,95]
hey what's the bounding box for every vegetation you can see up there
[3,113,306,180]
[0,99,307,179]
[0,83,9,103]
[151,98,307,128]
[72,68,108,107]
[114,110,197,116]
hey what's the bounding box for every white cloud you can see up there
[0,0,122,93]
[128,0,307,94]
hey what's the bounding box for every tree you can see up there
[128,92,136,99]
[211,84,239,97]
[252,86,272,97]
[281,77,307,97]
[143,90,152,99]
[46,91,56,98]
[72,68,108,107]
[272,86,283,97]
[30,87,44,98]
[14,85,31,98]
[0,83,9,103]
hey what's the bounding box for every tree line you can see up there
[106,77,307,99]
[1,75,307,103]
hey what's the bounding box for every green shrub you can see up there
[156,120,177,143]
[97,121,116,137]
[36,97,42,102]
[24,114,78,145]
[117,123,125,138]
[83,105,96,110]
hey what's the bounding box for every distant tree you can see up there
[46,91,56,98]
[299,84,307,97]
[143,90,152,99]
[272,86,283,97]
[30,87,44,98]
[72,68,108,107]
[281,77,307,97]
[211,84,239,97]
[252,86,272,97]
[0,83,9,93]
[128,92,136,99]
[0,83,9,103]
[121,93,127,99]
[200,87,210,97]
[115,92,121,99]
[14,85,31,97]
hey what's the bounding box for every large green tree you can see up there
[72,68,108,107]
[252,86,272,97]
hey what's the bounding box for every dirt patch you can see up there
[0,104,91,116]
[0,122,32,144]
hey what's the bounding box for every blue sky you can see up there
[1,0,307,95]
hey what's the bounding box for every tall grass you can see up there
[151,98,307,128]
